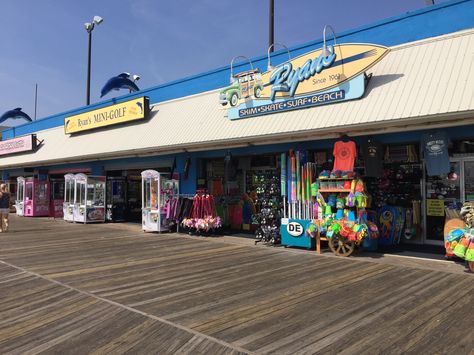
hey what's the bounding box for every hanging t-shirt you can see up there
[333,140,357,172]
[362,138,383,177]
[421,131,450,176]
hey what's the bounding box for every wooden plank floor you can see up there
[0,216,473,354]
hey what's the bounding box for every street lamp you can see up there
[229,55,253,84]
[321,25,337,58]
[267,43,291,71]
[85,15,103,105]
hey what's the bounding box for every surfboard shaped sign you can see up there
[219,43,389,120]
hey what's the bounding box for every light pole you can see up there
[269,0,274,53]
[85,15,103,105]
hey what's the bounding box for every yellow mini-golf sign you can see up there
[64,96,149,134]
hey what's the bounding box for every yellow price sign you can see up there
[427,199,445,217]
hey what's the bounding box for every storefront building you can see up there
[1,0,474,248]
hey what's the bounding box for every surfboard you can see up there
[259,43,390,100]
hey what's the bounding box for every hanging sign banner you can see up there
[0,134,36,156]
[64,96,149,134]
[219,44,389,120]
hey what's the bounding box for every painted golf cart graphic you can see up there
[219,69,264,107]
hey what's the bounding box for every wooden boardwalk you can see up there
[0,216,473,354]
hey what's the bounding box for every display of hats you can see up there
[319,170,331,179]
[341,171,354,179]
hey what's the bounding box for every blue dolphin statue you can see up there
[0,108,33,124]
[100,73,140,98]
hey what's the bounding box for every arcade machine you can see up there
[50,178,65,218]
[23,177,50,217]
[15,177,25,216]
[141,170,179,232]
[73,173,106,223]
[63,174,75,222]
[106,176,126,222]
[126,175,142,221]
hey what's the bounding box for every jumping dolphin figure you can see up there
[100,73,140,98]
[0,108,33,124]
[136,101,143,114]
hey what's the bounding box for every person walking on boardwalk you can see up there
[0,184,10,232]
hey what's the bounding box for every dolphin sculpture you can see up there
[0,108,33,124]
[100,72,140,98]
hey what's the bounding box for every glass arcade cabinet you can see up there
[141,170,179,232]
[23,177,50,217]
[63,174,75,222]
[15,177,25,216]
[106,176,126,222]
[73,173,106,223]
[50,179,65,218]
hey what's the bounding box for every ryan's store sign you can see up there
[64,96,149,134]
[0,134,36,156]
[219,43,389,120]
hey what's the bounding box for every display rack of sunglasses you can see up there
[248,170,282,245]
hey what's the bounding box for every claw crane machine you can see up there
[15,176,25,216]
[18,177,49,217]
[141,170,179,232]
[73,173,106,223]
[63,174,75,222]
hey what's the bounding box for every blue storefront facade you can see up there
[1,0,474,246]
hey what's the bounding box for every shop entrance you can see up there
[424,157,474,245]
[200,154,279,234]
[105,171,143,222]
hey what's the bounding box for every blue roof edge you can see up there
[2,0,472,139]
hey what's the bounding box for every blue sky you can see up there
[0,0,447,126]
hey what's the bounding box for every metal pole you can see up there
[269,0,274,52]
[86,30,92,105]
[34,83,38,120]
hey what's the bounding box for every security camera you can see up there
[132,74,141,81]
[93,15,103,25]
